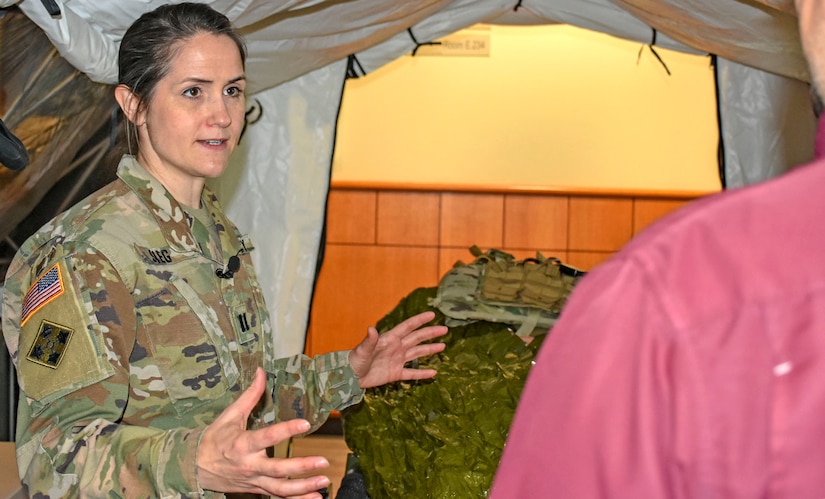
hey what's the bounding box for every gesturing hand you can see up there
[349,310,448,389]
[197,367,331,497]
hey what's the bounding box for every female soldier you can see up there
[1,3,446,497]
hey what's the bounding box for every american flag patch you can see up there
[21,264,64,326]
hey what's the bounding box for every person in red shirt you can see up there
[491,2,825,497]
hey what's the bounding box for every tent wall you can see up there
[717,58,816,187]
[212,60,348,358]
[11,0,455,93]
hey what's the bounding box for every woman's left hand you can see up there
[349,311,448,389]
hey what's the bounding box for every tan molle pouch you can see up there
[431,246,585,337]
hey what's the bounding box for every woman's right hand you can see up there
[196,367,331,498]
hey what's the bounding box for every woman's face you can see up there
[135,32,246,195]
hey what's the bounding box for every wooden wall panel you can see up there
[308,244,440,355]
[503,194,568,250]
[438,247,477,278]
[440,193,504,248]
[633,199,692,236]
[377,191,440,246]
[566,251,614,271]
[325,190,376,244]
[568,197,633,251]
[308,186,708,356]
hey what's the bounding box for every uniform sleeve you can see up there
[4,244,208,498]
[489,255,689,499]
[270,350,365,432]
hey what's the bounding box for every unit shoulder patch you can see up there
[26,320,74,369]
[17,258,115,403]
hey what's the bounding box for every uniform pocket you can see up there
[137,276,239,416]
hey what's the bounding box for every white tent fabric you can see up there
[613,0,806,81]
[209,60,347,358]
[5,0,808,86]
[3,0,817,355]
[717,58,815,188]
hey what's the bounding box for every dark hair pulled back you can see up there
[118,2,247,120]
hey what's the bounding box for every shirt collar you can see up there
[116,155,243,260]
[116,155,200,253]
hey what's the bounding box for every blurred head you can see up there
[117,2,247,151]
[796,0,825,96]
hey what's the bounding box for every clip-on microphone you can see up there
[216,254,241,279]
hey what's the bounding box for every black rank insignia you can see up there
[27,320,74,369]
[237,312,250,333]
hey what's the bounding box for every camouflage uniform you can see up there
[1,155,363,497]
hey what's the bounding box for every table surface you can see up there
[0,442,24,498]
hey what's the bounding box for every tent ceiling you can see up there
[3,0,808,93]
[613,0,805,81]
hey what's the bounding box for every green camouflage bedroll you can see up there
[342,249,584,497]
[343,286,546,498]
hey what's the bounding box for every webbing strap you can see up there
[515,309,542,337]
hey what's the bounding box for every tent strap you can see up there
[637,29,671,76]
[408,28,442,57]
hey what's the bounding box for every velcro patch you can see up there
[26,320,74,369]
[21,263,64,326]
[17,258,114,404]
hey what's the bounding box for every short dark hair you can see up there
[118,2,247,121]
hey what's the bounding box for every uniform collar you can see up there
[116,155,201,254]
[116,155,243,261]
